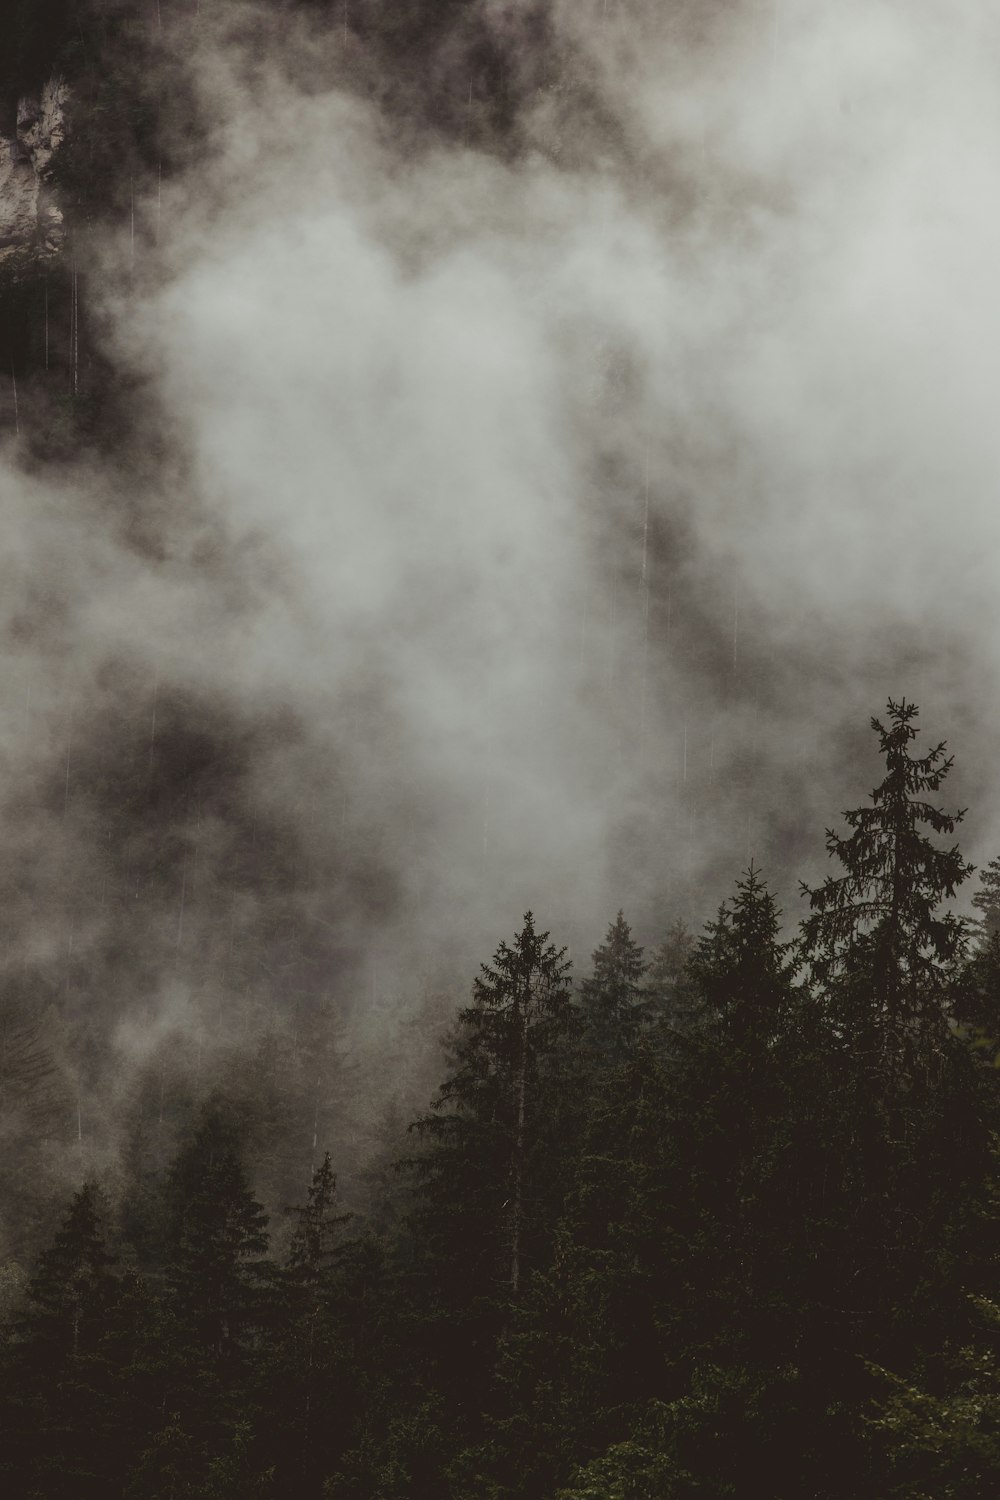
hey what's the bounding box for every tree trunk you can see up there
[509,981,530,1296]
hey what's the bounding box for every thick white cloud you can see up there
[2,0,998,1122]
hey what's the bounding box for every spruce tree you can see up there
[659,868,833,1499]
[285,1152,350,1289]
[959,857,1000,1049]
[261,1154,354,1497]
[134,1100,272,1492]
[398,914,578,1487]
[689,863,796,1044]
[0,1183,121,1497]
[645,919,698,1033]
[21,1181,115,1360]
[416,911,577,1300]
[800,698,972,1061]
[579,911,649,1059]
[163,1102,270,1363]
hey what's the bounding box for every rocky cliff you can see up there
[0,77,67,272]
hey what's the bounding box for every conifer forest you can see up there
[3,2,1000,1497]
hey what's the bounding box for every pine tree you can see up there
[869,1292,1000,1498]
[689,864,796,1044]
[22,1180,115,1362]
[258,1154,356,1497]
[579,911,649,1059]
[395,915,578,1489]
[652,868,837,1500]
[958,857,1000,1050]
[487,1035,675,1500]
[0,1182,121,1497]
[115,1102,274,1497]
[644,919,699,1033]
[163,1101,270,1364]
[678,866,802,1308]
[800,699,972,1061]
[286,1152,350,1289]
[419,911,577,1299]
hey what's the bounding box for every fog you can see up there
[1,0,998,1219]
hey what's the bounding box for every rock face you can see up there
[0,78,68,272]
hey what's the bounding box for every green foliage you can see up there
[21,1181,116,1357]
[409,910,578,1301]
[870,1295,1000,1498]
[1,700,998,1499]
[801,698,973,1060]
[690,863,797,1042]
[556,1427,693,1500]
[579,911,649,1058]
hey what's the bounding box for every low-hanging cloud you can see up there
[1,0,999,1225]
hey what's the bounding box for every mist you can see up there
[1,0,998,1234]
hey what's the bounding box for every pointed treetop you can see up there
[692,863,796,1023]
[579,911,649,1053]
[287,1152,350,1282]
[472,911,572,1010]
[800,699,973,1040]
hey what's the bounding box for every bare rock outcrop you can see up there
[0,78,68,272]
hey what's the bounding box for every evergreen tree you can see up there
[414,911,577,1301]
[957,857,1000,1049]
[666,869,813,1492]
[163,1100,271,1364]
[0,1182,121,1497]
[487,1036,675,1500]
[132,1100,273,1494]
[870,1293,1000,1499]
[644,918,699,1033]
[578,911,649,1058]
[21,1180,115,1364]
[395,914,578,1491]
[260,1153,354,1495]
[689,863,797,1044]
[800,698,972,1062]
[285,1151,349,1287]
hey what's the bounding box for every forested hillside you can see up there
[1,699,999,1498]
[3,3,1000,1496]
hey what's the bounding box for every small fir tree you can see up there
[579,911,649,1058]
[645,919,699,1033]
[690,864,796,1043]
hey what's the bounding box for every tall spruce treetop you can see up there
[286,1152,350,1289]
[579,911,648,1057]
[690,864,796,1042]
[439,912,575,1119]
[416,912,577,1299]
[800,699,972,1045]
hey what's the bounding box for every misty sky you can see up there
[1,0,998,1124]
